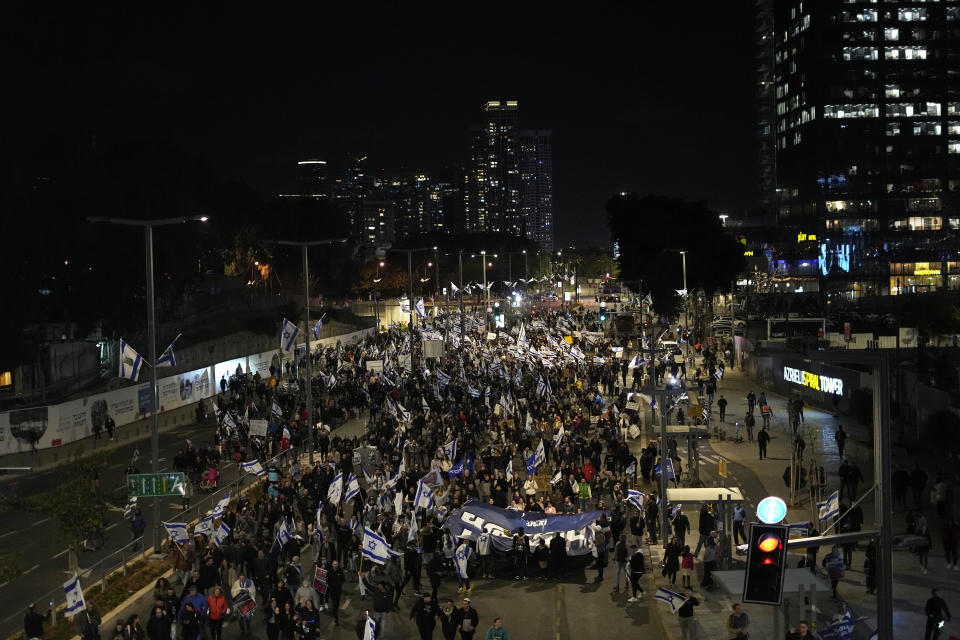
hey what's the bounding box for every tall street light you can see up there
[275,238,347,465]
[87,215,208,556]
[679,250,690,367]
[373,261,384,329]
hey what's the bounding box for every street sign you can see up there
[757,496,788,524]
[718,457,728,478]
[127,472,186,497]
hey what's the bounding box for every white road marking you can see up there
[53,548,69,559]
[0,531,16,540]
[106,522,120,531]
[32,517,51,527]
[23,564,39,575]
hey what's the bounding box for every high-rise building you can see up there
[761,0,960,301]
[520,129,554,250]
[466,101,554,248]
[359,199,395,248]
[466,100,522,236]
[332,155,367,239]
[296,160,329,200]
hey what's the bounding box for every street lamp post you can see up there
[680,251,690,366]
[87,215,208,556]
[481,250,489,315]
[276,238,347,465]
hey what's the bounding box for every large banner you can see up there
[444,501,601,556]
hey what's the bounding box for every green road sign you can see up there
[127,472,186,497]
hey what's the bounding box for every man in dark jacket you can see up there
[24,603,51,640]
[672,508,691,548]
[549,532,567,580]
[628,545,646,601]
[451,598,480,640]
[326,559,346,626]
[427,553,445,601]
[694,505,715,556]
[370,581,394,639]
[409,594,439,640]
[354,610,377,640]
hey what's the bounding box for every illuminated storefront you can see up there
[889,262,947,295]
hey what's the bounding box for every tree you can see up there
[606,194,745,314]
[27,451,110,572]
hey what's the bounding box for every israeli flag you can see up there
[414,480,433,509]
[536,376,547,397]
[344,474,361,503]
[818,489,840,521]
[467,384,480,398]
[654,457,675,481]
[550,470,563,486]
[399,298,411,314]
[280,317,300,352]
[271,399,282,418]
[505,459,514,482]
[454,541,472,580]
[241,460,265,476]
[213,522,231,547]
[517,322,527,344]
[361,463,374,485]
[436,369,451,386]
[449,456,466,478]
[626,489,645,511]
[327,472,344,504]
[654,586,687,614]
[384,472,400,491]
[63,573,85,617]
[408,513,419,542]
[123,497,138,519]
[702,407,710,421]
[156,333,181,368]
[554,426,565,449]
[714,369,723,381]
[275,518,292,550]
[162,522,190,544]
[223,411,238,432]
[363,616,377,640]
[194,514,215,536]
[397,402,411,423]
[671,503,683,518]
[625,461,637,477]
[450,281,459,293]
[313,316,324,340]
[534,439,545,467]
[362,527,398,565]
[415,298,426,319]
[642,293,653,307]
[421,396,430,415]
[212,492,232,518]
[119,339,143,381]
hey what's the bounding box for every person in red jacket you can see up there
[206,586,229,640]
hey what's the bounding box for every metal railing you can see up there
[0,448,295,640]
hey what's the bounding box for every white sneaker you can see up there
[627,597,637,602]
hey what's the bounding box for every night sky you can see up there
[8,3,757,248]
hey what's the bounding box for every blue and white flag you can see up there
[344,473,361,503]
[626,489,645,511]
[554,426,565,449]
[397,402,411,423]
[436,369,451,386]
[526,440,545,476]
[241,460,264,476]
[818,489,840,521]
[415,298,426,319]
[162,522,190,544]
[362,527,399,565]
[467,384,480,398]
[63,573,85,617]
[449,456,466,478]
[399,298,411,314]
[654,587,687,614]
[223,411,239,432]
[328,472,344,504]
[271,399,282,418]
[213,522,231,547]
[194,514,215,536]
[505,459,514,482]
[275,518,292,550]
[212,492,232,518]
[119,339,143,381]
[517,322,527,344]
[361,463,374,485]
[714,369,723,381]
[441,439,457,461]
[384,472,400,491]
[363,616,376,640]
[408,513,419,542]
[155,333,181,368]
[313,316,323,340]
[454,541,472,580]
[671,504,683,518]
[624,461,637,477]
[653,457,675,481]
[628,353,641,369]
[123,497,138,519]
[421,396,430,415]
[550,470,562,486]
[280,317,300,352]
[414,480,434,509]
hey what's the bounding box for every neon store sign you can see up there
[783,366,844,395]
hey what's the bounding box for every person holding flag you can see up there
[454,538,473,594]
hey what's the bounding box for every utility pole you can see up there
[459,251,465,339]
[523,249,528,280]
[680,251,690,368]
[88,215,208,555]
[276,238,347,465]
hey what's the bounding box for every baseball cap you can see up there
[463,597,471,602]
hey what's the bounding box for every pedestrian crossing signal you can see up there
[743,523,788,605]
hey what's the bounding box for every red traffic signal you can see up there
[743,523,788,605]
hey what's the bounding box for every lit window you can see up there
[887,122,901,136]
[913,121,942,136]
[885,84,900,98]
[949,141,960,155]
[949,123,960,135]
[824,104,880,118]
[898,8,928,21]
[884,27,899,40]
[843,46,878,61]
[885,46,927,60]
[949,103,960,116]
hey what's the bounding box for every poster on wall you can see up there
[5,407,48,453]
[214,358,247,390]
[158,366,212,412]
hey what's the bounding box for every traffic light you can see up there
[743,523,788,605]
[599,314,606,322]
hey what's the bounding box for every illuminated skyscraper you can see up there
[297,159,329,200]
[520,129,554,250]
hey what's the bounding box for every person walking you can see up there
[746,391,756,416]
[484,617,509,640]
[732,504,747,546]
[627,544,646,601]
[745,413,756,443]
[549,532,567,580]
[370,581,394,639]
[727,603,750,640]
[822,546,845,600]
[693,505,714,556]
[614,535,629,593]
[834,425,847,458]
[325,559,345,626]
[409,594,439,640]
[229,574,256,636]
[925,588,951,640]
[205,587,228,640]
[677,587,700,640]
[680,546,695,589]
[943,517,959,571]
[594,534,609,583]
[757,427,770,460]
[452,598,480,640]
[718,396,728,422]
[672,507,691,548]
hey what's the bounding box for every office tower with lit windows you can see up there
[520,129,554,250]
[297,159,330,200]
[763,0,960,300]
[466,100,522,236]
[332,154,367,239]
